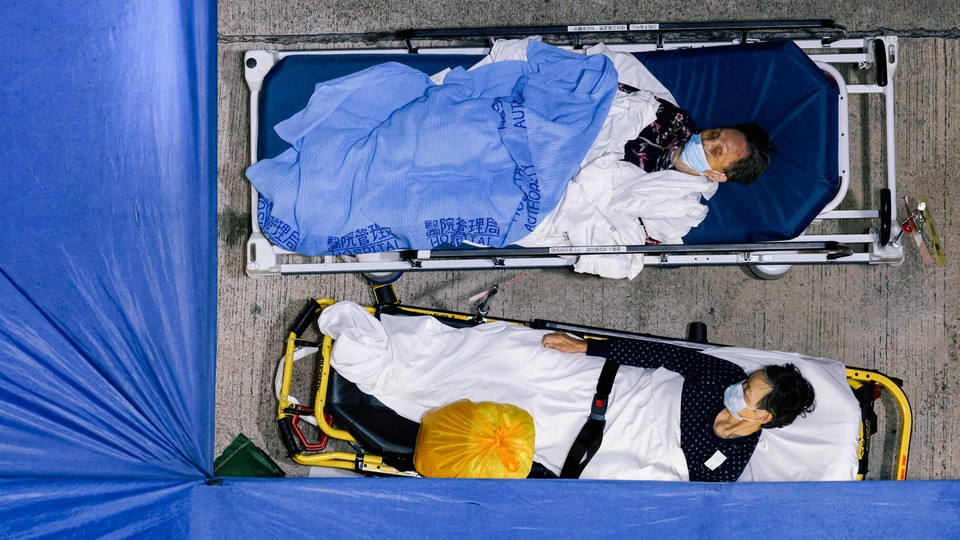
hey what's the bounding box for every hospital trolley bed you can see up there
[274,283,912,480]
[245,20,903,278]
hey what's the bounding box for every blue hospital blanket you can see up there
[246,41,617,255]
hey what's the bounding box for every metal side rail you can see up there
[249,242,856,276]
[399,19,846,51]
[400,241,852,265]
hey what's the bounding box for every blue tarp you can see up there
[1,1,959,536]
[0,0,216,483]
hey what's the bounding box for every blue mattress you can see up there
[256,41,839,244]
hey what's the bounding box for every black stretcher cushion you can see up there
[327,369,420,471]
[325,307,483,472]
[327,368,557,478]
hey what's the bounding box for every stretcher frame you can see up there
[275,283,912,480]
[244,20,903,278]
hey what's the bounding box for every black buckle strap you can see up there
[560,360,620,479]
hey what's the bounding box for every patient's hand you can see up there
[541,331,588,353]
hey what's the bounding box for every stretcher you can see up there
[244,20,903,279]
[275,282,912,480]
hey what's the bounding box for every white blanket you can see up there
[319,302,861,481]
[469,39,719,279]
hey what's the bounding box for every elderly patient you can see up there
[637,121,774,185]
[322,301,824,481]
[514,55,778,277]
[543,331,815,482]
[482,38,777,187]
[615,80,776,185]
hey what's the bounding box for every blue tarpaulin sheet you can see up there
[1,1,959,536]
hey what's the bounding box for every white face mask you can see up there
[723,380,766,421]
[679,133,721,176]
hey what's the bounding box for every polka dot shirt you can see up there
[586,338,759,482]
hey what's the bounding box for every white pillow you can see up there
[702,347,861,481]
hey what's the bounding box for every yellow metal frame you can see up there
[277,299,419,476]
[846,368,912,480]
[279,294,912,480]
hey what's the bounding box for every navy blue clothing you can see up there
[586,338,759,482]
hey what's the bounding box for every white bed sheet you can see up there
[318,301,861,481]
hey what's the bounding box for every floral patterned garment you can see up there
[617,86,699,245]
[621,89,698,174]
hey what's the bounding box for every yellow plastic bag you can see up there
[413,399,535,479]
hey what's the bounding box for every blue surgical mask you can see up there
[679,133,715,175]
[723,380,765,421]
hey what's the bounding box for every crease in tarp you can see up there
[0,0,217,484]
[0,255,209,480]
[0,478,199,539]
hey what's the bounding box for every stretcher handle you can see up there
[277,417,301,458]
[371,283,400,307]
[686,322,709,344]
[531,319,709,350]
[874,38,888,87]
[400,241,848,261]
[290,301,323,338]
[879,188,892,246]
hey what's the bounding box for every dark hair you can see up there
[757,363,816,429]
[724,123,776,185]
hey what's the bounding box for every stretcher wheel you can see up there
[363,271,403,285]
[745,263,792,280]
[357,252,404,285]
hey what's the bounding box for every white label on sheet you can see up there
[549,246,627,255]
[629,24,661,31]
[704,450,727,470]
[567,25,628,33]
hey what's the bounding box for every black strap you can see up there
[560,360,620,479]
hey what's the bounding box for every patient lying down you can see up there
[247,39,776,279]
[541,331,814,481]
[511,40,777,278]
[320,301,862,482]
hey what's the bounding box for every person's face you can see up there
[700,128,749,175]
[737,370,773,422]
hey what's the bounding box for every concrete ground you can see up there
[215,4,959,480]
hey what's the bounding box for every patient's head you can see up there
[726,364,815,429]
[675,123,776,184]
[715,123,776,184]
[755,363,816,429]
